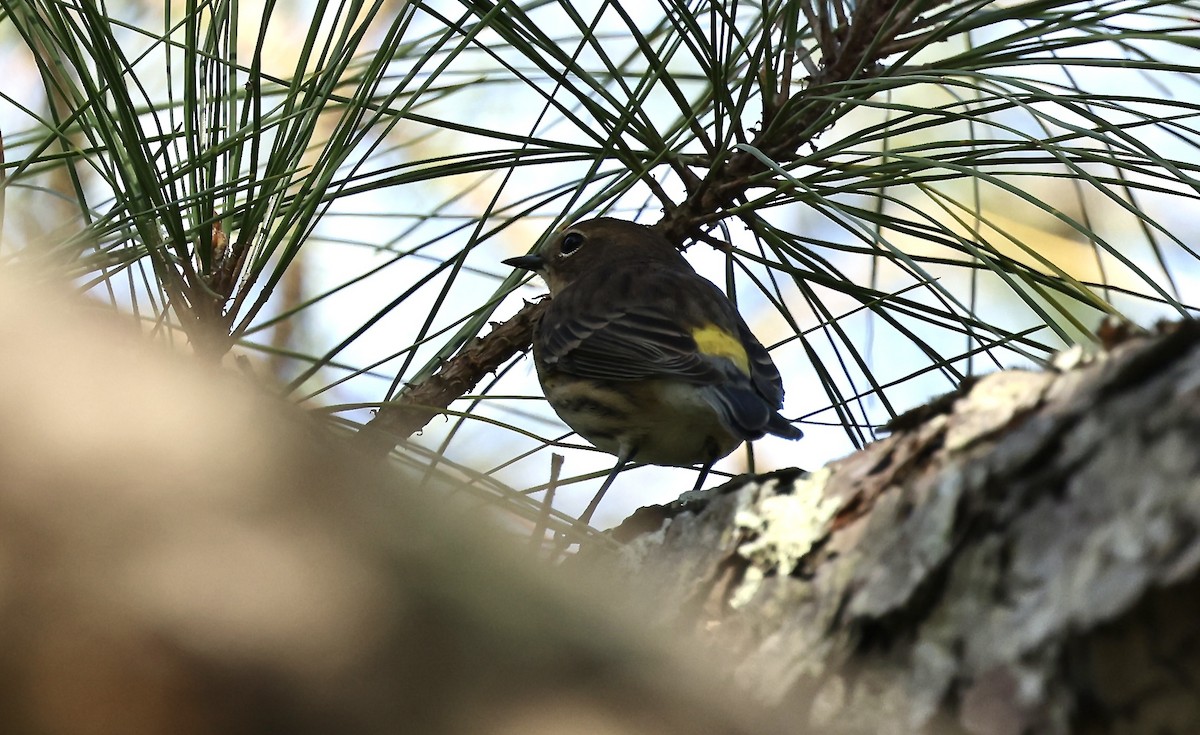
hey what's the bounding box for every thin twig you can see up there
[355,298,549,457]
[529,453,563,555]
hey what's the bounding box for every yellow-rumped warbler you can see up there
[504,218,802,522]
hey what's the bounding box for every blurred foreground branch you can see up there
[0,271,775,735]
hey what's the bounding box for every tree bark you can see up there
[588,322,1200,735]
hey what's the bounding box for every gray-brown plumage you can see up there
[505,218,802,522]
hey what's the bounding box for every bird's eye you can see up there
[559,232,585,257]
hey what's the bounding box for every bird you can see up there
[504,217,802,523]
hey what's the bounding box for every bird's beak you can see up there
[503,254,546,272]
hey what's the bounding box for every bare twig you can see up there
[356,298,549,457]
[529,453,564,555]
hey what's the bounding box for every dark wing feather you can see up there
[732,315,802,438]
[540,302,722,383]
[734,317,785,407]
[538,264,730,383]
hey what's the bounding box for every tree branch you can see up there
[356,298,549,458]
[360,0,914,453]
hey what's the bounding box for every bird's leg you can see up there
[691,457,716,493]
[579,444,637,526]
[690,437,721,492]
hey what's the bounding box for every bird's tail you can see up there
[705,381,803,442]
[766,410,803,440]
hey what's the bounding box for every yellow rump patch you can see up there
[691,324,750,375]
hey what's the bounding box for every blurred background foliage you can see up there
[1,0,1197,533]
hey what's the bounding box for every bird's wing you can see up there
[734,316,785,406]
[540,302,791,438]
[539,299,723,383]
[536,269,801,439]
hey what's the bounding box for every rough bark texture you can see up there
[588,322,1200,735]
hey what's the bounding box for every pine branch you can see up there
[357,299,549,458]
[357,0,930,454]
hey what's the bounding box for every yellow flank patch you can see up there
[692,324,750,375]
